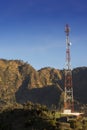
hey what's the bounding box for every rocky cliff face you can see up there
[0,59,87,108]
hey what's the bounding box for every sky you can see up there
[0,0,87,70]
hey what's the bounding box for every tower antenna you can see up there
[64,24,74,113]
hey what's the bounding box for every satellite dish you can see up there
[70,42,72,45]
[68,42,72,46]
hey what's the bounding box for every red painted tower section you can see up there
[64,24,74,112]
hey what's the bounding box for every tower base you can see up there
[63,109,71,114]
[63,109,83,116]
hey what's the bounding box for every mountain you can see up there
[73,67,87,104]
[0,59,87,109]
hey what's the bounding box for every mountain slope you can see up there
[73,67,87,104]
[0,59,87,108]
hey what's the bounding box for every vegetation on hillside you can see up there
[0,102,87,130]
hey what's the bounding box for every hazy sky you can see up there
[0,0,87,70]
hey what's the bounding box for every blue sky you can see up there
[0,0,87,70]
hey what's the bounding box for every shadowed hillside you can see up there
[0,59,87,109]
[15,86,61,108]
[73,67,87,104]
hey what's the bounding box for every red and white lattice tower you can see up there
[64,24,74,112]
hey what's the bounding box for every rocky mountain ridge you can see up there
[0,59,87,108]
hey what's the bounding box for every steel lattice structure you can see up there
[64,24,74,112]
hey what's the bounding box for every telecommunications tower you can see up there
[64,24,74,113]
